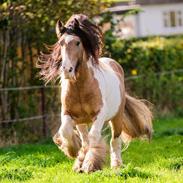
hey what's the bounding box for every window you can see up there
[163,10,183,28]
[164,12,168,27]
[178,11,182,26]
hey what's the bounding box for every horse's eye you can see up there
[76,41,80,46]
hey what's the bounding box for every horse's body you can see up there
[38,14,153,173]
[62,57,123,125]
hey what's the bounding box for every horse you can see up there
[37,14,153,173]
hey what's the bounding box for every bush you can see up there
[104,34,183,116]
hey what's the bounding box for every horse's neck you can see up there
[61,59,94,92]
[73,59,94,86]
[61,60,96,107]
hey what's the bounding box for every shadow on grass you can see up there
[119,164,155,179]
[168,157,183,171]
[154,128,183,137]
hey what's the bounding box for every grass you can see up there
[0,118,183,183]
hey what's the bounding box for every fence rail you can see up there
[0,114,61,124]
[0,85,60,92]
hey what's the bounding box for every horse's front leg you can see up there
[81,108,108,173]
[73,124,89,172]
[53,115,81,158]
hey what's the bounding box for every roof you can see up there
[114,0,183,6]
[107,4,140,14]
[105,0,183,14]
[136,0,183,5]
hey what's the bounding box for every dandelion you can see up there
[131,69,137,76]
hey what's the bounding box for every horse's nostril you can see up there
[63,66,66,69]
[69,67,73,72]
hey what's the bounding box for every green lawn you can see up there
[0,118,183,183]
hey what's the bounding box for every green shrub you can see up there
[104,34,183,116]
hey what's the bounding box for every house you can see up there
[106,0,183,38]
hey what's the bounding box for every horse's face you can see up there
[59,34,84,79]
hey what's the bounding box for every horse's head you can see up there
[56,14,103,80]
[37,14,103,82]
[56,19,85,80]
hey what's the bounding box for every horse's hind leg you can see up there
[73,124,89,172]
[110,116,123,168]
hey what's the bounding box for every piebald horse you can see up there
[38,14,153,173]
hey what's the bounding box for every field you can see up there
[0,118,182,183]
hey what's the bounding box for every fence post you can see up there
[40,86,47,137]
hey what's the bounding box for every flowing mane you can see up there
[37,43,61,83]
[37,14,103,83]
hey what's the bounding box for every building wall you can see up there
[113,14,136,38]
[137,3,183,37]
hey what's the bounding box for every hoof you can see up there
[81,160,99,173]
[73,146,88,173]
[81,147,106,173]
[73,159,83,173]
[111,159,122,169]
[77,138,107,173]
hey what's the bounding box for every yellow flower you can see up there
[131,69,137,76]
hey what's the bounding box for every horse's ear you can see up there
[56,20,64,38]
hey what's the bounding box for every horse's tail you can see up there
[121,94,153,143]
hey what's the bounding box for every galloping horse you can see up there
[38,14,153,173]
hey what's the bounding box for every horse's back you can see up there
[99,57,124,79]
[93,57,125,121]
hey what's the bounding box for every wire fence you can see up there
[0,85,60,92]
[0,114,61,124]
[0,69,183,125]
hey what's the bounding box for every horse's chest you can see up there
[63,90,102,123]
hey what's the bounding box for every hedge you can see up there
[104,34,183,116]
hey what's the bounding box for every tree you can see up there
[0,0,107,126]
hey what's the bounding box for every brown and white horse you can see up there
[38,14,153,173]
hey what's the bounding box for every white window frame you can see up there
[163,10,183,28]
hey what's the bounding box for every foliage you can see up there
[0,118,182,183]
[104,35,183,73]
[104,33,183,116]
[0,0,107,132]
